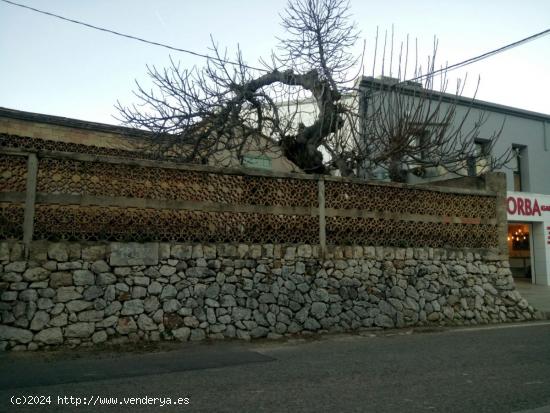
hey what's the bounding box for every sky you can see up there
[1,0,549,126]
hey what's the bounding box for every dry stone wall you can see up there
[0,241,539,351]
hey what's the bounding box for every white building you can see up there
[358,77,550,286]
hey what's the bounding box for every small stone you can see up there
[96,273,116,286]
[10,282,28,291]
[250,326,269,338]
[2,273,22,283]
[5,262,26,273]
[57,262,82,271]
[311,302,328,319]
[163,299,181,313]
[42,261,58,271]
[91,260,111,274]
[137,314,157,331]
[220,295,237,307]
[304,318,321,330]
[49,313,68,327]
[83,286,103,301]
[115,267,132,276]
[205,298,219,308]
[35,327,63,344]
[78,310,104,322]
[160,285,177,300]
[190,329,205,341]
[258,293,276,304]
[22,267,49,282]
[50,303,64,316]
[139,295,157,312]
[30,311,50,331]
[19,289,38,302]
[50,272,73,288]
[148,281,162,295]
[66,300,93,313]
[172,327,191,341]
[121,299,144,315]
[159,265,176,277]
[30,281,48,289]
[65,322,95,338]
[92,330,108,344]
[375,314,394,328]
[205,284,220,299]
[391,286,406,300]
[134,276,150,286]
[1,291,18,301]
[232,307,251,320]
[96,315,118,328]
[132,286,147,299]
[116,317,137,335]
[0,325,33,343]
[427,312,440,321]
[104,301,122,316]
[73,270,95,286]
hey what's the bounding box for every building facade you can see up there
[359,77,550,286]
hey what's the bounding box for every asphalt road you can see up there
[1,322,550,413]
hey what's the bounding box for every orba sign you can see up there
[507,194,550,218]
[507,196,542,216]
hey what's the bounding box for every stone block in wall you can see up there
[10,243,24,261]
[0,325,33,343]
[0,242,9,261]
[82,245,107,262]
[159,243,170,259]
[171,245,192,260]
[48,243,68,262]
[109,243,159,266]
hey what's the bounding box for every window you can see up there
[242,155,272,170]
[467,139,490,176]
[512,146,525,191]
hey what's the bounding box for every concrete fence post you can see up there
[318,177,326,258]
[23,153,38,257]
[485,172,508,257]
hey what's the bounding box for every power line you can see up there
[0,0,269,72]
[409,27,550,82]
[2,0,549,89]
[344,26,550,92]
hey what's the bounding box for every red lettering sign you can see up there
[507,196,542,216]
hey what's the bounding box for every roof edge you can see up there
[358,77,550,122]
[0,106,154,138]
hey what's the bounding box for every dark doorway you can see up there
[508,223,532,279]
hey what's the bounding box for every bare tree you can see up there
[356,33,512,182]
[116,0,359,174]
[116,0,511,181]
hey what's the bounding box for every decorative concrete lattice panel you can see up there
[33,204,319,243]
[36,158,317,206]
[325,181,497,219]
[0,147,501,249]
[326,217,498,248]
[0,203,24,239]
[0,133,152,160]
[0,154,27,192]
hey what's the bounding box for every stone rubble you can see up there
[0,241,540,351]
